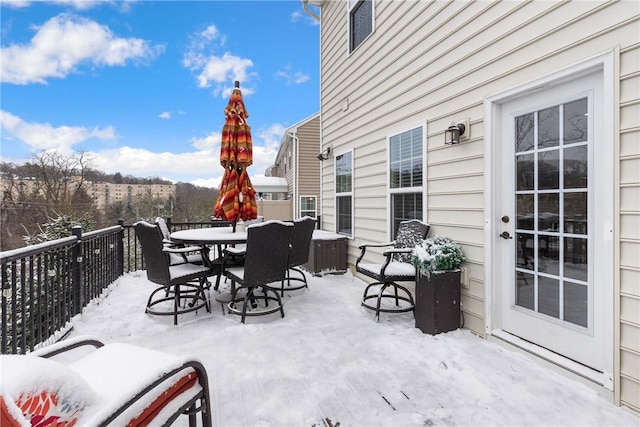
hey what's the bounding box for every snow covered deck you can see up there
[59,271,636,426]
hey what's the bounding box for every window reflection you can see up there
[564,281,588,327]
[564,99,588,144]
[564,237,588,282]
[516,272,534,310]
[564,192,587,235]
[516,194,534,230]
[516,154,534,191]
[538,276,559,319]
[538,150,559,190]
[538,106,559,148]
[564,146,588,189]
[516,113,534,152]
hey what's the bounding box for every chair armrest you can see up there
[356,241,396,266]
[382,247,413,256]
[31,335,104,358]
[358,241,395,250]
[97,359,211,427]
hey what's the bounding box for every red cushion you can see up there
[126,372,198,427]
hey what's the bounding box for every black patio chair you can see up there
[356,219,430,322]
[155,217,209,266]
[223,220,294,323]
[266,216,316,296]
[135,221,214,325]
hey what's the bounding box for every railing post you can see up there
[166,217,172,232]
[71,226,83,315]
[117,219,125,276]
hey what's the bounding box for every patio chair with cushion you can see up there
[135,221,213,325]
[266,216,316,296]
[156,217,210,266]
[0,336,212,427]
[223,220,294,323]
[356,219,430,322]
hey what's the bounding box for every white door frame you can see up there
[484,51,616,389]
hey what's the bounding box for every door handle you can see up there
[499,231,513,240]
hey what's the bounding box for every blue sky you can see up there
[0,0,320,187]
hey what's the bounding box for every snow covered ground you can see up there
[65,270,638,426]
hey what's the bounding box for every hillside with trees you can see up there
[1,152,218,251]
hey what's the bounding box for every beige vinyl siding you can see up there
[618,42,640,412]
[319,0,640,410]
[296,115,321,216]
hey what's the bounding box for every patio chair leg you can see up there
[375,283,390,323]
[188,402,197,427]
[241,290,251,324]
[174,284,180,325]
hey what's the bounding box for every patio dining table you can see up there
[170,226,248,311]
[169,227,248,246]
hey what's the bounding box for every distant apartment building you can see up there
[2,175,175,210]
[87,182,176,210]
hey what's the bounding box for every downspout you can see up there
[289,130,299,219]
[301,0,321,22]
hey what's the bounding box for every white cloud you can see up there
[89,146,219,179]
[291,8,320,26]
[1,0,32,8]
[275,65,310,85]
[87,123,282,185]
[290,10,304,23]
[182,25,254,97]
[0,109,116,153]
[200,25,223,43]
[1,0,138,11]
[257,123,285,152]
[185,51,253,90]
[1,13,164,85]
[158,112,171,119]
[191,131,221,151]
[190,176,221,189]
[0,111,282,186]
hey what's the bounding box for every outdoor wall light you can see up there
[317,146,331,161]
[445,122,466,145]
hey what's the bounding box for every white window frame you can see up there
[348,0,374,53]
[299,195,317,219]
[335,149,354,237]
[387,124,426,239]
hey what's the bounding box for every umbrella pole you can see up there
[232,220,237,233]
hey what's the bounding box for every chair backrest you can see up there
[393,220,430,263]
[134,221,171,285]
[242,220,294,287]
[155,217,171,241]
[288,216,316,267]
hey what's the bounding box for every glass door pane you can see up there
[513,97,589,327]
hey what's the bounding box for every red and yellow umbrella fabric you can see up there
[214,83,258,223]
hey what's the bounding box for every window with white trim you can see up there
[335,150,353,236]
[389,126,424,237]
[349,0,373,52]
[300,195,317,218]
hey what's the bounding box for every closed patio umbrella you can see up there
[214,81,258,228]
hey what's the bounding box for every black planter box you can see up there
[414,270,461,335]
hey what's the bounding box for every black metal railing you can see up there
[1,218,228,354]
[0,226,125,355]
